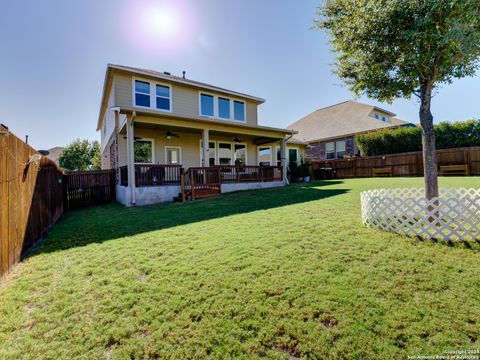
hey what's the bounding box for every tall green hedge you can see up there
[355,120,480,156]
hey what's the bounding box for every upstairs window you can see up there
[200,94,214,117]
[325,142,335,159]
[199,93,246,122]
[233,101,245,121]
[156,84,170,111]
[135,80,150,107]
[218,97,231,119]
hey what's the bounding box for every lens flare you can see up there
[123,0,196,56]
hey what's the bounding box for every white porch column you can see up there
[202,128,209,167]
[281,138,288,183]
[126,113,136,206]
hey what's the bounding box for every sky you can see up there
[0,0,479,150]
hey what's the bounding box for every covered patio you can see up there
[114,109,295,206]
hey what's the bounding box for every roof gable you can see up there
[287,100,410,143]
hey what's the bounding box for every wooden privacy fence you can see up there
[312,146,480,178]
[64,169,116,209]
[0,125,64,276]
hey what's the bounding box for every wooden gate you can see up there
[64,169,116,209]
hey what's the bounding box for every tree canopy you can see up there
[314,0,480,101]
[314,0,480,198]
[59,139,101,171]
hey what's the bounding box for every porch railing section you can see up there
[217,165,283,183]
[119,164,182,186]
[120,165,283,192]
[182,167,221,200]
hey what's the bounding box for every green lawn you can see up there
[1,177,479,359]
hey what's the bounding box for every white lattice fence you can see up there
[361,188,480,241]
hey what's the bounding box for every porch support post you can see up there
[202,128,209,167]
[281,138,288,183]
[126,113,136,206]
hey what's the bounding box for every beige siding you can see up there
[172,85,198,116]
[114,73,132,107]
[111,72,259,125]
[246,101,257,126]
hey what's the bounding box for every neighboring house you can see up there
[97,64,300,206]
[287,100,412,160]
[46,146,64,166]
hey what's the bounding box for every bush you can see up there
[356,120,480,156]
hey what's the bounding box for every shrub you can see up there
[355,120,480,156]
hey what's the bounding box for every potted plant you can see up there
[300,158,311,182]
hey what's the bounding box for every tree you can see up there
[59,139,101,171]
[314,0,480,199]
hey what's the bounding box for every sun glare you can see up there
[125,0,196,55]
[143,5,179,39]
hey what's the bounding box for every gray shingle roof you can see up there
[287,100,411,143]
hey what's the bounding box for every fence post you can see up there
[180,168,185,202]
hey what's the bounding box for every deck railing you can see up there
[119,164,182,186]
[217,165,283,183]
[120,165,283,189]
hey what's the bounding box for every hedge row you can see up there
[355,120,480,156]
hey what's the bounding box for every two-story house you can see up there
[97,64,301,206]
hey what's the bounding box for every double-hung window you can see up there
[134,79,171,111]
[135,80,150,108]
[218,97,230,119]
[200,94,214,117]
[199,93,246,122]
[325,142,335,160]
[156,85,170,110]
[335,140,346,159]
[233,101,245,121]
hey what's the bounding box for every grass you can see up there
[1,177,480,359]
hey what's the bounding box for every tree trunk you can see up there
[419,81,439,200]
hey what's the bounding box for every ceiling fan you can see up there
[233,136,246,143]
[166,130,180,139]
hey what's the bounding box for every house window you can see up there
[156,85,170,111]
[234,144,246,165]
[276,147,282,166]
[165,146,181,164]
[200,94,214,117]
[336,140,346,159]
[233,101,245,121]
[218,142,233,165]
[134,139,154,163]
[325,142,335,159]
[288,148,298,164]
[134,80,150,107]
[258,146,272,166]
[218,97,231,119]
